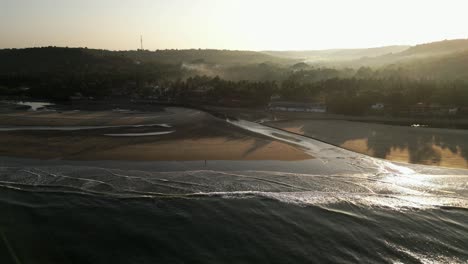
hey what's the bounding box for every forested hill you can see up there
[399,39,468,57]
[2,44,468,111]
[351,38,468,67]
[0,47,295,73]
[263,45,410,62]
[0,47,298,84]
[2,38,468,76]
[262,39,468,69]
[2,39,468,92]
[0,47,133,73]
[392,49,468,80]
[110,49,296,65]
[0,47,296,99]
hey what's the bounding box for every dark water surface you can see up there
[1,157,467,264]
[1,186,467,264]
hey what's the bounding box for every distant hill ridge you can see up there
[2,38,468,81]
[347,38,468,67]
[263,38,468,66]
[2,38,468,67]
[0,47,296,69]
[262,45,410,61]
[400,38,468,56]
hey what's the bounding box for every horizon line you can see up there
[1,37,467,52]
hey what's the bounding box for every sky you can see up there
[1,0,468,51]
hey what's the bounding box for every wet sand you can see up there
[266,119,468,168]
[0,107,312,161]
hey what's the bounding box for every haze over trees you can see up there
[1,39,468,116]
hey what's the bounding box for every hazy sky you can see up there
[1,0,468,51]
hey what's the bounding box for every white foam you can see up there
[227,119,416,176]
[0,124,172,131]
[189,190,468,210]
[104,131,175,137]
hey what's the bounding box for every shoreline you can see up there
[204,105,468,130]
[1,101,468,169]
[3,98,468,130]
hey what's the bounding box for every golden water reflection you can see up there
[341,138,467,168]
[277,121,468,169]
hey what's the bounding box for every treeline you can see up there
[2,47,468,116]
[158,75,468,115]
[0,47,184,100]
[162,76,277,107]
[317,78,468,115]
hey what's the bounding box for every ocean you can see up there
[1,157,467,263]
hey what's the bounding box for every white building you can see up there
[371,103,385,110]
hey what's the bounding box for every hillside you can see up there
[2,39,468,84]
[0,47,296,74]
[263,45,410,62]
[263,39,468,70]
[111,49,296,65]
[399,39,468,57]
[394,49,468,80]
[351,38,468,67]
[0,47,134,74]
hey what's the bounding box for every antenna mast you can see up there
[140,35,143,50]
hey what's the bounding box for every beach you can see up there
[0,106,312,161]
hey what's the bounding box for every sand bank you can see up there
[0,107,312,161]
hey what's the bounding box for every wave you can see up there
[104,131,175,137]
[1,166,467,210]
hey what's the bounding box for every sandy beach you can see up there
[0,106,312,161]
